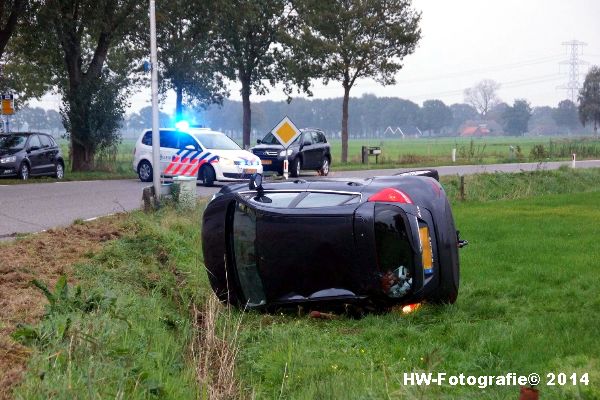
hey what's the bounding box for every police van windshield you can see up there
[193,133,241,150]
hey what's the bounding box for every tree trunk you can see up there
[71,140,94,171]
[175,84,183,121]
[341,84,351,163]
[241,79,251,149]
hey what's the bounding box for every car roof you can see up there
[0,132,51,136]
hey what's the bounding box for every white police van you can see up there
[133,126,262,186]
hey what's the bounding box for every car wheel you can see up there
[199,165,215,187]
[18,162,29,180]
[54,162,65,179]
[290,158,301,178]
[138,160,153,182]
[429,203,460,304]
[319,157,330,176]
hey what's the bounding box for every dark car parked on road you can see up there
[0,132,65,180]
[251,128,331,177]
[202,170,467,313]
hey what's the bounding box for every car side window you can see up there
[142,131,152,146]
[311,132,319,143]
[28,135,41,150]
[247,192,301,208]
[159,130,178,149]
[39,135,52,148]
[302,133,312,146]
[317,132,327,143]
[295,192,360,208]
[177,133,200,150]
[49,136,58,147]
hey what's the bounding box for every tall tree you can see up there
[450,103,478,131]
[502,99,532,136]
[464,79,500,117]
[157,0,227,121]
[552,99,580,133]
[420,99,451,135]
[213,0,296,149]
[0,0,26,61]
[579,66,600,135]
[295,0,421,162]
[13,0,144,171]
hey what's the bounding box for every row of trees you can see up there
[1,0,422,168]
[12,94,587,140]
[109,96,584,139]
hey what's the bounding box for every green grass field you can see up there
[234,191,600,399]
[7,168,600,399]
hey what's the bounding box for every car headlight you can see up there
[0,156,16,164]
[219,157,234,166]
[279,149,293,157]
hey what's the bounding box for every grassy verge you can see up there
[9,204,240,399]
[233,189,600,399]
[441,165,600,202]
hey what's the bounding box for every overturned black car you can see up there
[202,170,466,311]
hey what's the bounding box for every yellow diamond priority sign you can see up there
[271,116,301,147]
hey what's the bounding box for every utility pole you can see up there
[149,0,161,201]
[558,40,588,103]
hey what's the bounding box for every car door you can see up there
[38,134,56,173]
[159,130,180,175]
[310,131,326,167]
[26,135,45,175]
[300,132,317,168]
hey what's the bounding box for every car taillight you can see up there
[419,226,434,275]
[368,188,413,204]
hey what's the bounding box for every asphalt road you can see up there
[1,159,599,238]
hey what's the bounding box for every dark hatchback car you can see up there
[202,170,466,312]
[250,128,331,177]
[0,132,65,180]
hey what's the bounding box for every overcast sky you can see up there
[33,0,600,114]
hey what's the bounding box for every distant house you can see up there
[460,124,490,137]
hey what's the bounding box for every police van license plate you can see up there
[243,168,257,174]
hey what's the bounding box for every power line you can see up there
[557,40,588,103]
[397,54,563,84]
[408,74,563,100]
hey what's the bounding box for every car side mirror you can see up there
[256,139,262,144]
[185,144,195,150]
[249,173,264,194]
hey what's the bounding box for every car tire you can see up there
[18,162,30,180]
[54,162,65,179]
[429,202,460,305]
[432,263,459,304]
[319,157,330,176]
[290,158,301,178]
[199,165,215,187]
[138,160,153,182]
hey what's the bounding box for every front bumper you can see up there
[215,164,263,181]
[0,164,18,177]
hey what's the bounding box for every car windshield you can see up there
[0,134,27,151]
[260,132,301,146]
[193,133,241,150]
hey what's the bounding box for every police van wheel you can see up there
[200,165,215,187]
[138,160,153,182]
